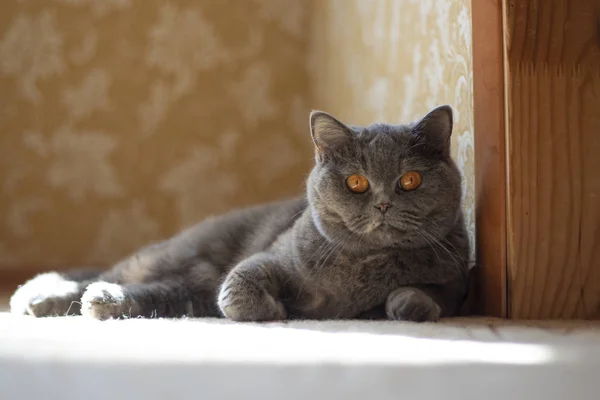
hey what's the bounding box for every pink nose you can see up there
[375,202,392,214]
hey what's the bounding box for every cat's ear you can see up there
[309,111,353,161]
[411,105,453,156]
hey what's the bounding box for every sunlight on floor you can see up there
[1,312,600,400]
[0,313,591,368]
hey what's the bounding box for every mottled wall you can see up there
[0,0,474,268]
[0,0,313,266]
[310,0,475,264]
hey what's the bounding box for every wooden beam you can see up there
[472,0,508,317]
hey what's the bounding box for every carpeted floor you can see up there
[1,310,600,400]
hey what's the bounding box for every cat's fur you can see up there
[10,105,470,322]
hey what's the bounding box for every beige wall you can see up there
[0,0,474,268]
[0,0,314,266]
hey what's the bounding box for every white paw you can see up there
[10,272,81,317]
[81,282,136,320]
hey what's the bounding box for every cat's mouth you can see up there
[381,221,409,234]
[368,218,408,234]
[351,215,411,236]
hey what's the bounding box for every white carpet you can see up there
[1,314,600,400]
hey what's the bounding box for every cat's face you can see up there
[306,106,462,250]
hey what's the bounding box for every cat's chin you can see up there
[360,216,405,232]
[375,220,409,235]
[359,222,413,247]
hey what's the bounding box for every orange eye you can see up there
[346,174,369,193]
[399,171,422,191]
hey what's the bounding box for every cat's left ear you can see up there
[411,105,453,156]
[309,111,354,161]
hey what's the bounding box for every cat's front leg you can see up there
[218,253,287,322]
[385,287,442,322]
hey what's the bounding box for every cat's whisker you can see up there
[295,223,357,300]
[415,229,442,265]
[418,227,467,266]
[297,218,367,299]
[418,215,467,258]
[416,228,466,281]
[317,219,368,279]
[426,229,468,263]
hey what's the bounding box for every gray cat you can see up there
[10,105,470,322]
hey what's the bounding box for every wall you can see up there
[0,0,313,266]
[0,0,475,269]
[310,0,475,264]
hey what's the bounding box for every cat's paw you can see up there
[386,287,441,322]
[218,276,286,322]
[10,272,82,317]
[81,282,136,320]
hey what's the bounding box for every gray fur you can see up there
[10,105,470,322]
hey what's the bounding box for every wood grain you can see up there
[472,0,508,317]
[505,0,600,319]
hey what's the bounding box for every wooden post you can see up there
[504,0,600,319]
[472,0,509,317]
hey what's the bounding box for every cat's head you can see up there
[306,105,462,250]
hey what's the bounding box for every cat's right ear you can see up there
[309,111,353,162]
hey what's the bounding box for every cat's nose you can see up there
[375,202,392,214]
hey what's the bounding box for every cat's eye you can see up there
[399,171,422,191]
[346,174,369,193]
